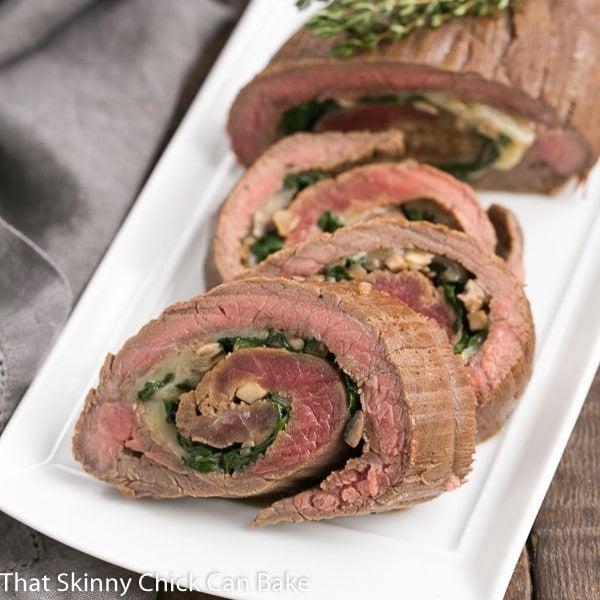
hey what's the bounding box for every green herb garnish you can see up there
[284,170,328,196]
[137,373,174,400]
[281,99,341,135]
[250,233,284,263]
[317,210,345,233]
[296,0,519,58]
[179,393,291,474]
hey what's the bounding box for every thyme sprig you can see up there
[296,0,518,58]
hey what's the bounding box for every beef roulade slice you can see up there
[213,130,406,280]
[247,219,535,440]
[228,0,599,193]
[214,131,498,280]
[73,277,476,525]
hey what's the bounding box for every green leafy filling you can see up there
[321,253,487,354]
[163,397,180,425]
[219,329,329,358]
[317,210,346,232]
[174,379,195,392]
[250,233,284,263]
[359,92,428,106]
[143,331,360,474]
[279,93,510,179]
[343,374,360,413]
[322,255,366,281]
[442,281,487,354]
[438,135,501,180]
[401,205,437,223]
[177,393,291,474]
[137,373,174,400]
[281,99,341,135]
[284,170,327,196]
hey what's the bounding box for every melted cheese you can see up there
[423,92,536,170]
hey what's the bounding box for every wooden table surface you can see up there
[159,7,600,598]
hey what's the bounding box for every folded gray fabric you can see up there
[0,215,71,430]
[0,0,98,66]
[1,516,151,599]
[0,0,239,597]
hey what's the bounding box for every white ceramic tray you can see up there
[1,2,600,599]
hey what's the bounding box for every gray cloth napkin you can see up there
[0,0,239,597]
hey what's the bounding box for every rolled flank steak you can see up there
[247,218,535,440]
[73,277,476,525]
[214,131,500,281]
[228,0,599,193]
[214,130,406,280]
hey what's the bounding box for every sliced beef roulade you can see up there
[247,219,535,440]
[214,132,498,280]
[278,160,497,249]
[228,0,599,192]
[73,277,476,525]
[213,130,406,281]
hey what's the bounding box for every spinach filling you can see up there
[281,99,341,135]
[317,210,345,233]
[279,94,512,179]
[441,281,487,354]
[163,397,180,425]
[250,233,284,263]
[320,253,488,354]
[250,171,329,265]
[283,170,327,195]
[401,205,437,223]
[437,135,500,180]
[138,330,361,475]
[137,373,174,400]
[176,393,291,474]
[323,255,366,282]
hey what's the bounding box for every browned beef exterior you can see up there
[73,278,476,525]
[487,204,525,282]
[228,0,599,192]
[247,219,535,441]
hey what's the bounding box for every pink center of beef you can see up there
[365,270,455,338]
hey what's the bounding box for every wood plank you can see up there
[504,547,532,600]
[525,366,600,598]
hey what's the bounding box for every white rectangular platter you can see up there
[1,2,600,599]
